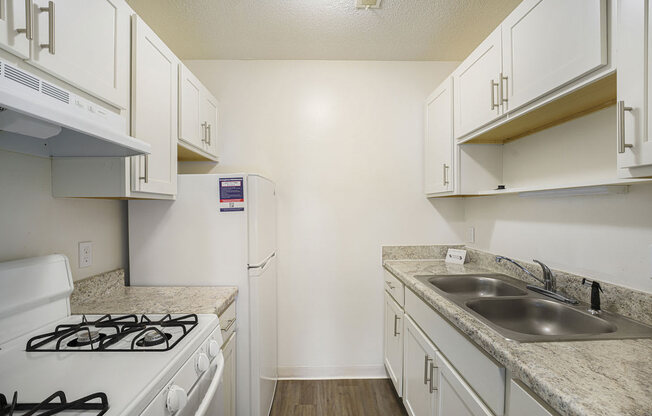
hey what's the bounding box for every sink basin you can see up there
[465,298,617,336]
[428,275,527,297]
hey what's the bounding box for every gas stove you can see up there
[0,255,225,416]
[25,313,198,352]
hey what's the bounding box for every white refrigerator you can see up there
[128,174,278,416]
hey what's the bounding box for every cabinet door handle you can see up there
[39,1,54,54]
[500,73,508,104]
[617,100,633,154]
[424,355,432,385]
[442,164,449,186]
[139,154,149,183]
[201,122,207,143]
[490,79,499,110]
[207,124,211,145]
[393,315,400,336]
[429,362,438,393]
[16,0,34,40]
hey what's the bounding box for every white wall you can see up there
[181,60,464,377]
[0,149,127,281]
[465,111,652,293]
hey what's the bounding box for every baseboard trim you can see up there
[277,365,388,380]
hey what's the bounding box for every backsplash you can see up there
[382,245,652,326]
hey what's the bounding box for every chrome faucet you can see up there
[495,256,555,290]
[495,256,578,304]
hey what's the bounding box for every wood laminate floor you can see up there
[270,379,408,416]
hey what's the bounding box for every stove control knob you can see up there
[208,339,220,358]
[196,352,210,373]
[166,385,187,413]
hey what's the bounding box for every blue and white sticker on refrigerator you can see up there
[219,177,245,212]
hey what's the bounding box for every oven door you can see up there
[179,353,225,416]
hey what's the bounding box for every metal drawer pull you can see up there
[139,154,149,183]
[16,0,34,40]
[429,362,438,393]
[490,79,499,110]
[443,164,449,186]
[221,318,236,332]
[500,73,508,104]
[617,100,633,154]
[424,355,432,385]
[393,315,400,336]
[39,1,54,54]
[207,124,211,145]
[385,280,395,289]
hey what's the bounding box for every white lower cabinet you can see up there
[384,291,404,396]
[220,333,236,416]
[436,351,493,416]
[403,316,437,416]
[507,380,558,416]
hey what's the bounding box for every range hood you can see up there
[0,60,150,157]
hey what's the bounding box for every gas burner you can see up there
[0,391,108,415]
[25,314,198,352]
[136,330,172,347]
[66,330,107,347]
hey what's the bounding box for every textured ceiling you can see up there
[126,0,521,61]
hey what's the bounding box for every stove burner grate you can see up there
[25,314,198,352]
[0,391,108,416]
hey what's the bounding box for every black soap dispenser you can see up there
[581,278,603,315]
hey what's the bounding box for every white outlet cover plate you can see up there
[79,241,92,268]
[446,248,467,264]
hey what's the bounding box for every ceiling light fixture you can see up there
[356,0,381,10]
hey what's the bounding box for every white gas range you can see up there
[0,255,225,416]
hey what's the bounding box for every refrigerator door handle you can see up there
[248,252,276,270]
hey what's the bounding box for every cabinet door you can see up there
[131,16,177,196]
[179,64,204,150]
[502,0,607,112]
[507,380,558,416]
[201,89,218,158]
[220,334,237,416]
[424,78,454,195]
[29,0,130,109]
[403,316,437,416]
[617,0,652,172]
[453,27,503,139]
[384,292,404,397]
[436,352,493,416]
[0,0,30,58]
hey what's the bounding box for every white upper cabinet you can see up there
[617,0,652,174]
[201,89,218,157]
[0,0,31,58]
[179,64,204,150]
[424,77,454,195]
[131,15,178,196]
[501,0,607,112]
[403,316,438,416]
[28,0,130,109]
[453,27,503,139]
[179,63,219,160]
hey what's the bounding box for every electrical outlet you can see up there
[467,226,475,244]
[79,241,92,268]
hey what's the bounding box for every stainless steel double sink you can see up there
[414,273,652,342]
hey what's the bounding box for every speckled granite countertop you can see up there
[383,259,652,416]
[70,269,237,316]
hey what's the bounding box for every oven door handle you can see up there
[194,353,225,416]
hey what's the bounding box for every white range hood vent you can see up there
[0,61,150,157]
